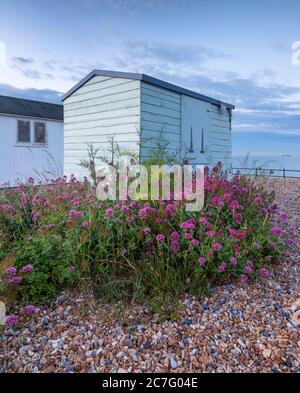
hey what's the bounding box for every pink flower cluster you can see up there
[69,209,84,218]
[6,315,18,328]
[4,264,33,286]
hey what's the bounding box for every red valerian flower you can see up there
[244,265,253,274]
[5,266,17,275]
[19,264,33,273]
[240,274,249,283]
[23,305,38,314]
[258,268,270,277]
[219,262,226,272]
[105,208,114,218]
[206,230,215,238]
[171,240,180,253]
[69,209,84,218]
[6,315,18,328]
[212,242,222,251]
[271,226,283,236]
[211,196,224,208]
[170,231,180,240]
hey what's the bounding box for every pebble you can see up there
[19,345,31,355]
[144,341,152,349]
[231,348,240,356]
[39,337,48,345]
[85,350,95,357]
[124,339,133,348]
[130,352,138,362]
[262,349,272,358]
[42,318,49,326]
[170,358,177,369]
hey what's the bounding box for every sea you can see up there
[232,155,300,178]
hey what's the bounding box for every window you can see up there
[16,119,47,146]
[17,120,30,143]
[34,122,46,144]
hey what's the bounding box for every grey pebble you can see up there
[19,345,30,354]
[170,358,177,369]
[42,318,49,326]
[206,346,212,354]
[39,337,48,345]
[130,352,138,362]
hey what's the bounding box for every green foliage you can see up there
[0,140,292,319]
[11,229,80,303]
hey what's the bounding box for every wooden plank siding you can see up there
[63,75,232,176]
[140,82,181,161]
[63,75,141,177]
[208,104,232,169]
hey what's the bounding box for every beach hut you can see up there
[62,70,234,177]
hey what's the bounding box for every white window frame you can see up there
[15,118,48,147]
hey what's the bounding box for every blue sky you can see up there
[1,0,300,156]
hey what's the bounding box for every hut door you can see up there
[181,95,210,165]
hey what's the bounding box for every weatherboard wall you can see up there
[140,82,231,168]
[140,81,182,160]
[63,75,141,177]
[208,104,231,169]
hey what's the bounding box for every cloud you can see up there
[52,37,300,138]
[10,56,56,82]
[206,78,300,135]
[42,60,57,71]
[20,69,42,80]
[150,68,300,136]
[88,37,232,81]
[11,57,35,65]
[124,40,228,64]
[3,36,300,138]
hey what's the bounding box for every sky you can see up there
[0,0,300,157]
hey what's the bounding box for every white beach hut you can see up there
[62,70,234,177]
